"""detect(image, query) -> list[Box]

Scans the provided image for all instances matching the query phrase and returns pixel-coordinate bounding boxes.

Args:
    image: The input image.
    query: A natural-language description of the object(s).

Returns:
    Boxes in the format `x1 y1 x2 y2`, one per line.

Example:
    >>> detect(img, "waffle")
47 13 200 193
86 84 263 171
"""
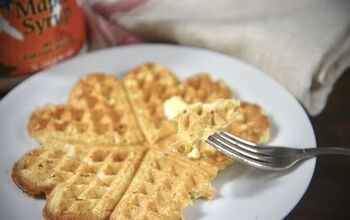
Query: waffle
172 74 269 169
190 101 270 169
110 149 217 219
180 73 234 103
176 99 239 147
12 63 272 220
42 149 217 220
28 74 145 145
226 101 270 144
123 63 181 144
43 147 144 220
167 99 238 170
180 73 269 144
12 140 146 197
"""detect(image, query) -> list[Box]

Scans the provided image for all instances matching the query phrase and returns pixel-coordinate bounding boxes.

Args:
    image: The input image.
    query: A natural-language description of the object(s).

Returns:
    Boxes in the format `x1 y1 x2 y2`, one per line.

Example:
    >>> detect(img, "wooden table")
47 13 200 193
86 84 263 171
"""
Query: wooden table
286 68 350 219
1 69 349 219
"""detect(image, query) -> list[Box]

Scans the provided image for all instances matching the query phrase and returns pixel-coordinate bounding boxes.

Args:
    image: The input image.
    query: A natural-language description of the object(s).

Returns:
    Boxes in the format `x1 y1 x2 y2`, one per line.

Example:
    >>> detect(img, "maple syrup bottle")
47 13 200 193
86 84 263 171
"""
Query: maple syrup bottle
0 0 86 92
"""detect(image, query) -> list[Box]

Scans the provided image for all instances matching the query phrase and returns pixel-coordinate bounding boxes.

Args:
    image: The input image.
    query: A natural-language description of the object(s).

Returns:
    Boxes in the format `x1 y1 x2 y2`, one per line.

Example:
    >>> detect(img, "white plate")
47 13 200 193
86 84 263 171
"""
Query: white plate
0 44 316 220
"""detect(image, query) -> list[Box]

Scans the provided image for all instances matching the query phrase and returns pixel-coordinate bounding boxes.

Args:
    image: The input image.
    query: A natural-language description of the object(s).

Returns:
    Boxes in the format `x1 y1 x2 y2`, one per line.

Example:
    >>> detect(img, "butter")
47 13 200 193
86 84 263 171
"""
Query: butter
67 146 76 157
163 96 188 120
187 145 201 159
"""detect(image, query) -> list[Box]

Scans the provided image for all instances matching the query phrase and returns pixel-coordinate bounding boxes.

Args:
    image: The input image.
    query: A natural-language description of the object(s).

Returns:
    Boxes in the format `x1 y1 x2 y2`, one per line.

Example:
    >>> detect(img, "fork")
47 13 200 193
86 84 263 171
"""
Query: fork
206 130 350 171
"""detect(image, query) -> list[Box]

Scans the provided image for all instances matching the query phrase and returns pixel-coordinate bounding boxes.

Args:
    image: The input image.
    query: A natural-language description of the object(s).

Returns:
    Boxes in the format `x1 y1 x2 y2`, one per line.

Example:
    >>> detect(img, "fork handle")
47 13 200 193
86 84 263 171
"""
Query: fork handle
303 147 350 158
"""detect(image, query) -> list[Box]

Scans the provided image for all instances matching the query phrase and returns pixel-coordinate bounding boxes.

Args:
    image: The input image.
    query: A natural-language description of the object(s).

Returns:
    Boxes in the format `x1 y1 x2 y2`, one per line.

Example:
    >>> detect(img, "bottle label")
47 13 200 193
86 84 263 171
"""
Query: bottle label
0 0 86 77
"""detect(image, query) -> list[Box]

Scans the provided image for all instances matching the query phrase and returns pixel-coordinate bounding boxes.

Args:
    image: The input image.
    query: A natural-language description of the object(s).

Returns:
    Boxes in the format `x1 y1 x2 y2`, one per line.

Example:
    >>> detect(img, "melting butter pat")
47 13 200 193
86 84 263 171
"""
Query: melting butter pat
187 144 201 159
163 96 188 120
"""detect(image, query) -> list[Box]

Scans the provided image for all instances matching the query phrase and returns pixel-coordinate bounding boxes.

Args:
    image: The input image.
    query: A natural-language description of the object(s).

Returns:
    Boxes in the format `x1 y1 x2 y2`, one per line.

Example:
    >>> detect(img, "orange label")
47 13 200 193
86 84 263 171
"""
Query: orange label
0 0 86 77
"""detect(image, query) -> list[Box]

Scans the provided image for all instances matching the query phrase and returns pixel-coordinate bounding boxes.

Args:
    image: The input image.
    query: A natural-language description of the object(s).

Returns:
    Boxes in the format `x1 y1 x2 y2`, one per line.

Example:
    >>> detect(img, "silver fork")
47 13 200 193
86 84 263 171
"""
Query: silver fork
206 130 350 171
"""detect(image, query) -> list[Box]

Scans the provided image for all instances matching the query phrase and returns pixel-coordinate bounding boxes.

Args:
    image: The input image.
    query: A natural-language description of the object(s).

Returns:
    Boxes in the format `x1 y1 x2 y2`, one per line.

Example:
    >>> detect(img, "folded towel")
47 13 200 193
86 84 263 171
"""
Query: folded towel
86 0 350 115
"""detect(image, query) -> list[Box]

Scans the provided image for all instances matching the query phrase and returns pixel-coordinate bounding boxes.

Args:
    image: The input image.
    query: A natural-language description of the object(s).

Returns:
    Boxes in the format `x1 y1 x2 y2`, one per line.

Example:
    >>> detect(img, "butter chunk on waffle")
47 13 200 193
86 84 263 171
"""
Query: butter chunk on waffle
123 63 181 144
28 73 145 145
12 140 146 197
43 146 146 219
110 149 218 220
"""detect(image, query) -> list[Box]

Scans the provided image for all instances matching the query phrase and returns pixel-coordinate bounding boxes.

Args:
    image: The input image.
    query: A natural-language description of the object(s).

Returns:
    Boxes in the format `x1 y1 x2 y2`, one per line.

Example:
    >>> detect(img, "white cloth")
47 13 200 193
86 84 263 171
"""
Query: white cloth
88 0 350 115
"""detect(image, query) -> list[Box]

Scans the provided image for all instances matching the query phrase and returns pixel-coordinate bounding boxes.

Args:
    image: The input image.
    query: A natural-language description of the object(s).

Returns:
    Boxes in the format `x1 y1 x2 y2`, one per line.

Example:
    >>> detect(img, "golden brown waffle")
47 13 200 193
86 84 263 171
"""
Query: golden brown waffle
176 74 270 169
110 149 217 219
43 152 144 220
123 63 181 144
225 101 270 144
180 74 269 144
176 99 239 147
12 140 146 197
180 73 234 103
189 106 270 169
12 63 272 220
171 99 239 169
28 73 145 145
43 149 217 220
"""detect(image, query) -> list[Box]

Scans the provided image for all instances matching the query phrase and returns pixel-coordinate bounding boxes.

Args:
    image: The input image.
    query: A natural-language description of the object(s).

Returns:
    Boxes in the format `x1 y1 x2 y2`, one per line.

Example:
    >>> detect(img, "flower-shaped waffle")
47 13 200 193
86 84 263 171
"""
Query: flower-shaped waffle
12 63 270 219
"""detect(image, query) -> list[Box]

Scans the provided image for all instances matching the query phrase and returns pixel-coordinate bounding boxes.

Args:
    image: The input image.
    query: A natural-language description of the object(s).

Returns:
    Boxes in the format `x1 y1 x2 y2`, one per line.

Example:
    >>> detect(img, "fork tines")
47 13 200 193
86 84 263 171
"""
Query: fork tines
206 130 274 169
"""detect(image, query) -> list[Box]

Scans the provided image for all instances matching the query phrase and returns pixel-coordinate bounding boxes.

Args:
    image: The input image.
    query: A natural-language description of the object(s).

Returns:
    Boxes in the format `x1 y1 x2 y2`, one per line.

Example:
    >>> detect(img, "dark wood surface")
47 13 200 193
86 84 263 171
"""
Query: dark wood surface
286 68 350 219
0 68 349 219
